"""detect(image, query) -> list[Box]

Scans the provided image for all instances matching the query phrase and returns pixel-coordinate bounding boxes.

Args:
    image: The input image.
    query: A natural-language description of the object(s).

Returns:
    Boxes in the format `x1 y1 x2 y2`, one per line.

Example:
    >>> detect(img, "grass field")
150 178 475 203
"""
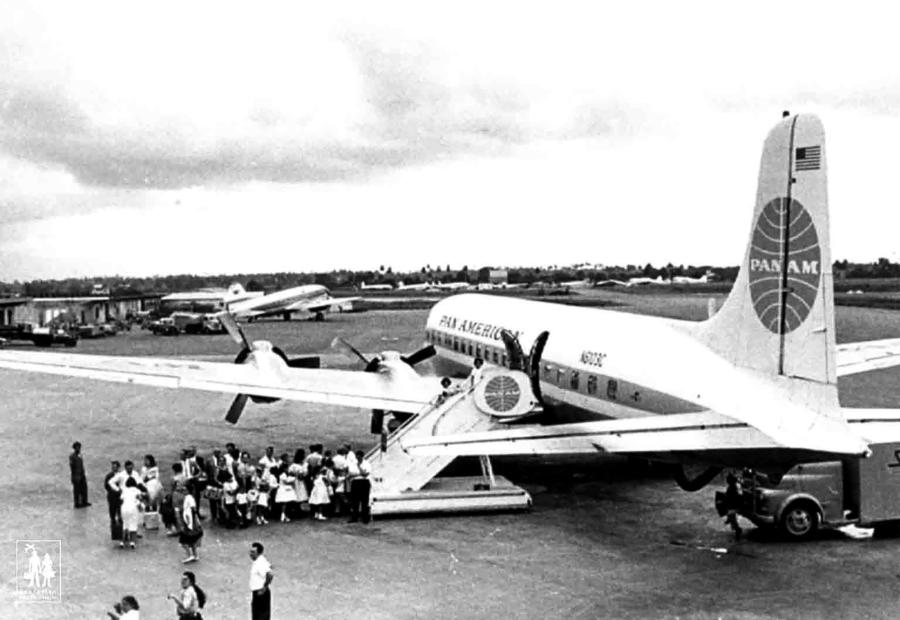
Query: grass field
4 302 900 618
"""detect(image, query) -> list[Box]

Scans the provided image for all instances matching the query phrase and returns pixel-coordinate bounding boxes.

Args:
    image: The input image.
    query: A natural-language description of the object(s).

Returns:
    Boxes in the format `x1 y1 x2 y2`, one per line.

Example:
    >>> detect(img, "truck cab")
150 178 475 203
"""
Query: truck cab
728 441 900 540
738 462 845 539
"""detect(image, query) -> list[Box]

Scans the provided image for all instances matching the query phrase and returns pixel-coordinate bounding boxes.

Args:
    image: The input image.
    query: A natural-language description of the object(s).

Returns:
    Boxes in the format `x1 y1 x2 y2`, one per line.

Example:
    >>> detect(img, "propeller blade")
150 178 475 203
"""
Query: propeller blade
287 356 321 369
527 331 550 404
500 329 526 371
225 393 249 424
218 311 249 349
401 345 436 367
331 337 370 366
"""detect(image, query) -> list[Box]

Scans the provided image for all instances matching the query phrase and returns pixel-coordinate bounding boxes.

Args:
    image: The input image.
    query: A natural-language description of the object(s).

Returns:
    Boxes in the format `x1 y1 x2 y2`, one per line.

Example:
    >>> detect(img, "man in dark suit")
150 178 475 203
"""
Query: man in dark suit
69 441 90 508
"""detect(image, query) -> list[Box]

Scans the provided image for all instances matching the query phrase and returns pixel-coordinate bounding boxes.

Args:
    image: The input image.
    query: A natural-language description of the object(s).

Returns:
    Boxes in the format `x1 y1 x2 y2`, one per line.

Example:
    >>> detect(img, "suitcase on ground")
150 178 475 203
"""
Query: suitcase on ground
110 520 123 541
143 511 160 530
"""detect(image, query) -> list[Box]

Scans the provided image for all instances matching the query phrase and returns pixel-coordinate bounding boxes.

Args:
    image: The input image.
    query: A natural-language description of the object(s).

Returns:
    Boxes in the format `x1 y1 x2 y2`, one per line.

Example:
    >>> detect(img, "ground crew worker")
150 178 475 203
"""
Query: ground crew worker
467 358 485 389
724 473 743 539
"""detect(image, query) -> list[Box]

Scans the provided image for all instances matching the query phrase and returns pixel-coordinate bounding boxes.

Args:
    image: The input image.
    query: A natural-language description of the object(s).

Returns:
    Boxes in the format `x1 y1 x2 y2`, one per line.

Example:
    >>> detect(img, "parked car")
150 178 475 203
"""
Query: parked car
148 317 179 336
31 326 78 347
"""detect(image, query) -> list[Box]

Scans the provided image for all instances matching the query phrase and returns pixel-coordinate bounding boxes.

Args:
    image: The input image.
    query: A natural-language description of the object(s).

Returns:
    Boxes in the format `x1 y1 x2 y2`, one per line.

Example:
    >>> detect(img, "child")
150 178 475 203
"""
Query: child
309 466 331 521
255 467 274 525
221 472 239 529
160 494 178 535
235 483 249 528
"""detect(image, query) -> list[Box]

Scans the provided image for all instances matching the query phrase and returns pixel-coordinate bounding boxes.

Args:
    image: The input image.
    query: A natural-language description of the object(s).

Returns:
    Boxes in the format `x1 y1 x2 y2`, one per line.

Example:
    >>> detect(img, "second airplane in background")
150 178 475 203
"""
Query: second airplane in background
227 284 360 322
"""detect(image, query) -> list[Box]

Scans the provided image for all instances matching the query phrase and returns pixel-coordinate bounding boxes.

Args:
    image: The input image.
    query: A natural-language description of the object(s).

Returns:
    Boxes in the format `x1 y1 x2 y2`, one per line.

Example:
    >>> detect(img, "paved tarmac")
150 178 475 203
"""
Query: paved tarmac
3 310 900 618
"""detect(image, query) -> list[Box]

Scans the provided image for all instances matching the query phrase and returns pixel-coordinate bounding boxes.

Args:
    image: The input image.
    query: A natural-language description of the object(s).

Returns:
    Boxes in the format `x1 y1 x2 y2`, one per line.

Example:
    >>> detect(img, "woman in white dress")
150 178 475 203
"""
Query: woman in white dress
274 464 298 523
288 454 308 519
119 478 143 549
140 454 163 510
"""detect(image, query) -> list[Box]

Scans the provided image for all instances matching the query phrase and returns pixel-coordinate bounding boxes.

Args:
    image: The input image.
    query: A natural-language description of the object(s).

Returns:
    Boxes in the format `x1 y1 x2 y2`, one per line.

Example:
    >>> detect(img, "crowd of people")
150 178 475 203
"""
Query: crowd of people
180 442 374 532
92 441 373 560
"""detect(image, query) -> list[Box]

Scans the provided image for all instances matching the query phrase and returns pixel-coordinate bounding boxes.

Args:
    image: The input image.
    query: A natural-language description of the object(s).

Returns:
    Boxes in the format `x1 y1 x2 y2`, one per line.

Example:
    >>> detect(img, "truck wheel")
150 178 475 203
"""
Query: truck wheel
780 500 819 540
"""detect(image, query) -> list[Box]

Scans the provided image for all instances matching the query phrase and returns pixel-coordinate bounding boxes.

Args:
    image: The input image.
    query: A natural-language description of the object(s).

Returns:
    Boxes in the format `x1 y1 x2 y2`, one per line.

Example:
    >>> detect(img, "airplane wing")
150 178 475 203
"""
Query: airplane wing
291 297 361 313
405 407 900 462
837 338 900 376
403 412 780 457
234 309 266 319
0 350 438 413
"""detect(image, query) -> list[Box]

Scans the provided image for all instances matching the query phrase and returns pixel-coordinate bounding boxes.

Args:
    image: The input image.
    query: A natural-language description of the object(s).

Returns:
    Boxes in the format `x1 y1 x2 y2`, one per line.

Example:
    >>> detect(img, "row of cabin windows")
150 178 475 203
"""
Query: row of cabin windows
426 329 507 366
543 364 621 399
427 329 628 401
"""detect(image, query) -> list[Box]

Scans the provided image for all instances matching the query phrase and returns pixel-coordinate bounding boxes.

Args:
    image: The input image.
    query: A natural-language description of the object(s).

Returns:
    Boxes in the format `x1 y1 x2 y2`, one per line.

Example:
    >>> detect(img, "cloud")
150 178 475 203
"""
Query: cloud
0 4 643 193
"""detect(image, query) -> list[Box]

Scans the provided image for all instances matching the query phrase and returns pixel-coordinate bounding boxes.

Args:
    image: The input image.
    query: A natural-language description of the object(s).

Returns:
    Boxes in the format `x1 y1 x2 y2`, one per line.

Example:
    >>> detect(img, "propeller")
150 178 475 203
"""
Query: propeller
330 338 435 372
401 345 436 367
218 311 321 424
331 337 436 433
500 329 550 405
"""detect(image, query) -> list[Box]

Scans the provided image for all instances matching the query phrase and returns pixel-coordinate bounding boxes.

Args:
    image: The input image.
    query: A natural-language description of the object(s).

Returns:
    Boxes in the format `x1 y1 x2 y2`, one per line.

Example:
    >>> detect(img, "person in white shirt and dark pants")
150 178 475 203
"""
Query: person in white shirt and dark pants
248 542 273 620
348 450 372 524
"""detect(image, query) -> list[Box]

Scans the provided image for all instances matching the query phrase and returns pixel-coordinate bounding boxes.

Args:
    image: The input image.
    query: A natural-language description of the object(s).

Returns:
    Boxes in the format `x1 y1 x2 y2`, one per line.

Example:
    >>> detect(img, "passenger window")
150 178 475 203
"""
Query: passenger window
556 368 565 384
501 354 507 366
587 375 597 395
453 338 459 352
476 345 482 359
492 350 499 364
467 342 473 355
570 371 580 391
607 379 618 399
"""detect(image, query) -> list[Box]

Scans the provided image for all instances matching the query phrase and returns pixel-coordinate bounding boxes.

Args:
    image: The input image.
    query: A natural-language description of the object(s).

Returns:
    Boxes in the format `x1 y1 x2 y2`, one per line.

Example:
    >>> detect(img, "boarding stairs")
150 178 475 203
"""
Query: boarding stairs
364 368 537 516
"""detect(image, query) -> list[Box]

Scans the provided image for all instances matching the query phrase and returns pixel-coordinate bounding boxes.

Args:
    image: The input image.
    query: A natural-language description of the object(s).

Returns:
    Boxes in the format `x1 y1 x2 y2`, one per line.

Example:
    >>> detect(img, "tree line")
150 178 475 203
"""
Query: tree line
0 260 895 297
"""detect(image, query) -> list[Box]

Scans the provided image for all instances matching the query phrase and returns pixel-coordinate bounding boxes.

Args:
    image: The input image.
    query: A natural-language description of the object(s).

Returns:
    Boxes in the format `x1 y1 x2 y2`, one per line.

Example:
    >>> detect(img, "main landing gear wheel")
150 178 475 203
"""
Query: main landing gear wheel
673 464 722 492
780 500 819 540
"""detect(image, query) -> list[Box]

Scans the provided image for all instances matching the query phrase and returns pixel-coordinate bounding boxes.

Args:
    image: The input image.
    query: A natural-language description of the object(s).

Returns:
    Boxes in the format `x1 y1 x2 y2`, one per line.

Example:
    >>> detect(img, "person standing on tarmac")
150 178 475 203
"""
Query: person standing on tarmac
348 450 372 524
724 473 743 540
70 441 90 508
248 542 273 620
104 461 123 536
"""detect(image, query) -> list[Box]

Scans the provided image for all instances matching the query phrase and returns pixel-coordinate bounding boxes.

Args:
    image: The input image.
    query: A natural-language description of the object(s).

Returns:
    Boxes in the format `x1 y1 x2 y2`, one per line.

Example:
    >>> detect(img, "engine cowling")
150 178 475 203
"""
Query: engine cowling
225 340 320 423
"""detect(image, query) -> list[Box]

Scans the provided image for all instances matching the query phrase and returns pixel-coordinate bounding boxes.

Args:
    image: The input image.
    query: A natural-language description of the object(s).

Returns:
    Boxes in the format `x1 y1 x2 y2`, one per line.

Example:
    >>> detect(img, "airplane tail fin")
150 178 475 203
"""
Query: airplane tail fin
227 283 247 298
697 114 836 394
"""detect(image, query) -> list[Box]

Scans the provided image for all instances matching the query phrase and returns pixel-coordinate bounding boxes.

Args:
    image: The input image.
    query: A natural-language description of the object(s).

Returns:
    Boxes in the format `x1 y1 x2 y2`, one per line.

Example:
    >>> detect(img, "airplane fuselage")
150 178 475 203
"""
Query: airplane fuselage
229 285 328 317
425 294 756 424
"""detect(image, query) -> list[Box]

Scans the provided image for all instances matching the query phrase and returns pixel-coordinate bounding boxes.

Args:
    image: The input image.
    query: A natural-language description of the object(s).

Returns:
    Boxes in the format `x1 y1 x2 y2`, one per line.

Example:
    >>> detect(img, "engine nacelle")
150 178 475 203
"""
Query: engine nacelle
234 340 290 404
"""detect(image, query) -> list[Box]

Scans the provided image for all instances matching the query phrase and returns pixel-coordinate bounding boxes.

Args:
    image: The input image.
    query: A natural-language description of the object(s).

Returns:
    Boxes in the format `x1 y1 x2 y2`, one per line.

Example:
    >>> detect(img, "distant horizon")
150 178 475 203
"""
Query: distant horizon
6 257 900 289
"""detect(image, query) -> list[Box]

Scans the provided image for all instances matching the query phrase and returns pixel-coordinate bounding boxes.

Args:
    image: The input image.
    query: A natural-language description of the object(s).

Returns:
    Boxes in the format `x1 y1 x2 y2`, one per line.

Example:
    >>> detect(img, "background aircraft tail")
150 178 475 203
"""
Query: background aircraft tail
697 114 836 393
227 282 247 298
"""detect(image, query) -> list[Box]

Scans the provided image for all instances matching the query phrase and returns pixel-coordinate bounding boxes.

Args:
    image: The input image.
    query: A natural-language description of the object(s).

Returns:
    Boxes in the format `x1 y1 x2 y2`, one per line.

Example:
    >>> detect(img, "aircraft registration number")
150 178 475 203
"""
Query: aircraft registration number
580 350 607 367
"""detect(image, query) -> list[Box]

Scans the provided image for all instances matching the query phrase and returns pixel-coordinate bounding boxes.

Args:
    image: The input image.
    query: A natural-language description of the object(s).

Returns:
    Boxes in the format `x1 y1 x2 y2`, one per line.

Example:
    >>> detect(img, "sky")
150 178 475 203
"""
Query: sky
2 1 900 280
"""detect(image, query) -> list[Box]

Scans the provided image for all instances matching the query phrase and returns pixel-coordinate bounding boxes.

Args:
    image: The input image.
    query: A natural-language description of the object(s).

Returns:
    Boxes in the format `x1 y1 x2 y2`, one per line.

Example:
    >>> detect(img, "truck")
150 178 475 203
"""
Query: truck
720 441 900 540
0 323 78 347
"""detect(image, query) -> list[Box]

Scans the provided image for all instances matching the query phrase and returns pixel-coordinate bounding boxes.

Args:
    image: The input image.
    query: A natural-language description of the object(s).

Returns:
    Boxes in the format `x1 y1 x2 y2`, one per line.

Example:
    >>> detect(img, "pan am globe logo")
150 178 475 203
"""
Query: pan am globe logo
748 197 821 334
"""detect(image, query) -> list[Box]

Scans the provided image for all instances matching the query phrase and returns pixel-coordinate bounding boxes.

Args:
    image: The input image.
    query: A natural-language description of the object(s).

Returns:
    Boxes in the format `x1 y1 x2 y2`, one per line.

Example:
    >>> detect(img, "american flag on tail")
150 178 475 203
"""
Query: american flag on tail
795 145 821 171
